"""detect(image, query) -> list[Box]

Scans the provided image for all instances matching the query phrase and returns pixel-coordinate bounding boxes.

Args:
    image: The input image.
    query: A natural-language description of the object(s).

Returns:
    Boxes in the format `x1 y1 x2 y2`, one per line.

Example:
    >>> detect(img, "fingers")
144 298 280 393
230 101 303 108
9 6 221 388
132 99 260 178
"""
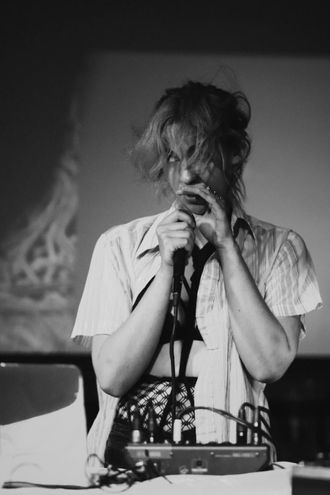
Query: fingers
157 222 195 248
157 210 196 266
177 183 225 209
205 185 225 204
162 208 196 227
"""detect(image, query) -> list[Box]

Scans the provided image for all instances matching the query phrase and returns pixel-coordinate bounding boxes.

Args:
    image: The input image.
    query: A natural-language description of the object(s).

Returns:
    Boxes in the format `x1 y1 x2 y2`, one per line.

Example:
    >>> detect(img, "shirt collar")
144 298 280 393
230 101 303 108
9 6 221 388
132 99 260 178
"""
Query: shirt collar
136 203 255 258
136 205 176 258
231 207 256 241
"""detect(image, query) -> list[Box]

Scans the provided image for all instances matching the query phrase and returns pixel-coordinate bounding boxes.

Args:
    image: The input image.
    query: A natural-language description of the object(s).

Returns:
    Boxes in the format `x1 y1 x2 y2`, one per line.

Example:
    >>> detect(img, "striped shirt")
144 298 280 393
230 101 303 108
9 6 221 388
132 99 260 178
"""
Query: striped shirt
71 205 322 461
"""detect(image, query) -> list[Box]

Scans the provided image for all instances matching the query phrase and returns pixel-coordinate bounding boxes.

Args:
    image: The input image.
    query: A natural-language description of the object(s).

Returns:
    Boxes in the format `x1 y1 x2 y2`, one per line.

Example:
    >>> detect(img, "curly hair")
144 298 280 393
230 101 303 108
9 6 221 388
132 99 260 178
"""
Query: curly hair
130 80 251 210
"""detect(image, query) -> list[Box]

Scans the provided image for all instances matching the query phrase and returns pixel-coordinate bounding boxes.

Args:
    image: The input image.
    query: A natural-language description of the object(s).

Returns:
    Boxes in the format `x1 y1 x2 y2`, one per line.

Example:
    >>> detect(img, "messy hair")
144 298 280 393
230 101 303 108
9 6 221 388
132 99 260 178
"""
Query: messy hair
130 80 251 210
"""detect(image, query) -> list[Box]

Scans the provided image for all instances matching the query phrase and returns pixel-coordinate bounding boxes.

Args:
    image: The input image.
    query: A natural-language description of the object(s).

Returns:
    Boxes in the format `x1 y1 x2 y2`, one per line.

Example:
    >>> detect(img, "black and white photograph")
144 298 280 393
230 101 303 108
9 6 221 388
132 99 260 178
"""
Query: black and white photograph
0 2 329 493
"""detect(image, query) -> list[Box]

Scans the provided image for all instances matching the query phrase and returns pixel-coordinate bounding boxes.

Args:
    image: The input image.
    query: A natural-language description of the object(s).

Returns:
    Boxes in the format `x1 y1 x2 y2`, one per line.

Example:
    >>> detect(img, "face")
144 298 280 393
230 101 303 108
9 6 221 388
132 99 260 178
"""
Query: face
165 126 228 215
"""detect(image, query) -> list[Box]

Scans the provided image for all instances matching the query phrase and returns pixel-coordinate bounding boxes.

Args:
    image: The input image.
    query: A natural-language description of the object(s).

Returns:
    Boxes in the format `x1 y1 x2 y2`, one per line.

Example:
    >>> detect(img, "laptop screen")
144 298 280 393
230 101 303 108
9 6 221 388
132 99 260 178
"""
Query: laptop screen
0 363 88 486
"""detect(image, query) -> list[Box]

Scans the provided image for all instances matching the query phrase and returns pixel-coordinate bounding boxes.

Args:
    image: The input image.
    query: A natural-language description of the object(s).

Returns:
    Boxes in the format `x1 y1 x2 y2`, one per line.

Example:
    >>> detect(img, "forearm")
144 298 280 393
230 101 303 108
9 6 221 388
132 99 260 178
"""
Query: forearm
93 208 196 396
92 267 173 396
218 238 297 382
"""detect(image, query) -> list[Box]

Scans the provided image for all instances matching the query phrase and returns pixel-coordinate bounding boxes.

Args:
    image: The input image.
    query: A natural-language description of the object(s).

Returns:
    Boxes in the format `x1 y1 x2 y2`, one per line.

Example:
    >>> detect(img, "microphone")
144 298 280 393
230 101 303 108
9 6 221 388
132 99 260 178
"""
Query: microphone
172 248 186 306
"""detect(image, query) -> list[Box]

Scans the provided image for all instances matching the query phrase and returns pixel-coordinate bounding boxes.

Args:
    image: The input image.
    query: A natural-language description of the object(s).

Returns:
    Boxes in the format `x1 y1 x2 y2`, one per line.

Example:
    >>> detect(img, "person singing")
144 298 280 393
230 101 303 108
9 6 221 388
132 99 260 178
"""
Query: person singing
71 80 322 467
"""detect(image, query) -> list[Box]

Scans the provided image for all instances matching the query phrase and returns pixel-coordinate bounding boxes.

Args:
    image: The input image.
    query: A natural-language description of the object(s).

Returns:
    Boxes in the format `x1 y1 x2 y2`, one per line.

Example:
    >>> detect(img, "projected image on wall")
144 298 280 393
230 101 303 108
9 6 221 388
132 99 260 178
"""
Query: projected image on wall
0 130 79 353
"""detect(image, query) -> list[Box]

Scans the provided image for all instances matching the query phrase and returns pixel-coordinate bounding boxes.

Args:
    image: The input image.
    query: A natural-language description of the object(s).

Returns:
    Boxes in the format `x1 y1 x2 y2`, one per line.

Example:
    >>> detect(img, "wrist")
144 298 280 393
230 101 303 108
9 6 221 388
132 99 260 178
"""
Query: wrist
157 263 174 284
216 236 239 257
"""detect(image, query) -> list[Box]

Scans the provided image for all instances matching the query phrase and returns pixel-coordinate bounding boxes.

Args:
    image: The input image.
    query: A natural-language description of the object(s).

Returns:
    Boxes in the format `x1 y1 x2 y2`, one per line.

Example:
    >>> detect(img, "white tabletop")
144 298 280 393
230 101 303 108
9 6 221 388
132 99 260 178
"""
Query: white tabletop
1 467 293 495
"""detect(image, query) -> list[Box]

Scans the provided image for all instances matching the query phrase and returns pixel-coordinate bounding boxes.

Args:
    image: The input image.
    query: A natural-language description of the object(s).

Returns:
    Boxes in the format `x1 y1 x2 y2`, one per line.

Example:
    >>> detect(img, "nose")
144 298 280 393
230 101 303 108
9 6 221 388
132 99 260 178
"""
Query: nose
179 159 201 184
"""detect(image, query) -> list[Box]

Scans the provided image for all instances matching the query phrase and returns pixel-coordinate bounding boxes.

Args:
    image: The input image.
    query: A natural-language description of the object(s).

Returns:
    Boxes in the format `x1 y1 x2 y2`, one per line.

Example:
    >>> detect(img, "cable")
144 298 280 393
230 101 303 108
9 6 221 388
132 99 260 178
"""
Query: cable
85 453 135 488
178 405 274 444
178 404 277 463
236 403 248 444
257 406 272 433
146 401 157 443
143 452 173 484
131 406 143 444
169 292 180 435
2 480 97 489
271 462 286 470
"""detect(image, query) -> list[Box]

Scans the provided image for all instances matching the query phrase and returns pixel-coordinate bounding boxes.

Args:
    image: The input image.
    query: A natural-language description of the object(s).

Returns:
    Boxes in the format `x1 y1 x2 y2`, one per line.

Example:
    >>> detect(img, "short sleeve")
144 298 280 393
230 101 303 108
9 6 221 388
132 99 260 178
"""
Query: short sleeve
71 232 132 348
264 230 322 318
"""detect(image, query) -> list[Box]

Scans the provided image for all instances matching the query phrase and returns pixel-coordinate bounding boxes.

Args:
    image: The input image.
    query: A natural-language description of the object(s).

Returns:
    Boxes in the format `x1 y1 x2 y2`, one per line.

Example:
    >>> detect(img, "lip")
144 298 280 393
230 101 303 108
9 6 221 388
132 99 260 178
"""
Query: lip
179 193 206 205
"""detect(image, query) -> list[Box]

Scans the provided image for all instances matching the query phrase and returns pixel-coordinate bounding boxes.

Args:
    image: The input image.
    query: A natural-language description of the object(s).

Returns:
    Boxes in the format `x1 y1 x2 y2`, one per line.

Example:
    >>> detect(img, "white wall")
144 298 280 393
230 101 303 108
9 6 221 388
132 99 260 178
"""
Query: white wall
76 52 330 355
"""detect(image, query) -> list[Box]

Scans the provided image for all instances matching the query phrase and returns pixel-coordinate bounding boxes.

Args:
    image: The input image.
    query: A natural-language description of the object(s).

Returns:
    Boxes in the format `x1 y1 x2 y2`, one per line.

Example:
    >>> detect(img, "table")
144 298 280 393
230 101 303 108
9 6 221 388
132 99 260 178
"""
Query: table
1 467 292 495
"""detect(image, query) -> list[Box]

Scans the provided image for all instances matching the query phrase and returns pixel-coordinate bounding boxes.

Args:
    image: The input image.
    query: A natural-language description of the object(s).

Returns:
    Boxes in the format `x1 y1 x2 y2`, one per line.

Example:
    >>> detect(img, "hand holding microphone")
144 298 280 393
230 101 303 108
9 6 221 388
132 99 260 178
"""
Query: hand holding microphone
156 209 195 287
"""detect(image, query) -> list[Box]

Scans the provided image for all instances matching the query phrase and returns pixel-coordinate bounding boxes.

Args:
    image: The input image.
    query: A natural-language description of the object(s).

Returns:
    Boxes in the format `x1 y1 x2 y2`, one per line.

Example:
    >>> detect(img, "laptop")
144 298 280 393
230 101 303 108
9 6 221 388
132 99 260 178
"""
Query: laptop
0 362 89 486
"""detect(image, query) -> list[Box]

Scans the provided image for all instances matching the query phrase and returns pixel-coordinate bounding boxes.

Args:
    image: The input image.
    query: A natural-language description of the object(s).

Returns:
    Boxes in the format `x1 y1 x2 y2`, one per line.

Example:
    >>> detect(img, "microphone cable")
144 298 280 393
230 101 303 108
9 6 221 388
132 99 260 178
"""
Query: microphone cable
169 248 186 438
